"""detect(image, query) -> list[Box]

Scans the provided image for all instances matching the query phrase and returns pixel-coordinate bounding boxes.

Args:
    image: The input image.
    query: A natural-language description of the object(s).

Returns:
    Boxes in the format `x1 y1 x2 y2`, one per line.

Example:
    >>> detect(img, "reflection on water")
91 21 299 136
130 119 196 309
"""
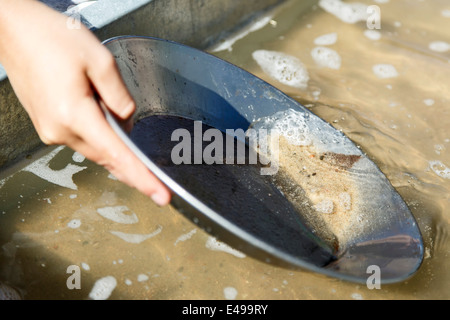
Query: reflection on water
1 0 449 299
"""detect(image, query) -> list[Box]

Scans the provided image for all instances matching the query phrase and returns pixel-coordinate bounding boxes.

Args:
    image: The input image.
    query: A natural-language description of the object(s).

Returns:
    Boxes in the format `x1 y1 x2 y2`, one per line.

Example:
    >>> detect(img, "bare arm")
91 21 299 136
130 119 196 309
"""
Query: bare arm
0 0 171 205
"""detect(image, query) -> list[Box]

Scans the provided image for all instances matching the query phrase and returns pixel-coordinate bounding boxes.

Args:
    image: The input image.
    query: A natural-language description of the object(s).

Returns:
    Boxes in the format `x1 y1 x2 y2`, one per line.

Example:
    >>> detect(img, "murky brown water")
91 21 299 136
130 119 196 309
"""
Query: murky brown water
1 0 449 299
213 0 450 298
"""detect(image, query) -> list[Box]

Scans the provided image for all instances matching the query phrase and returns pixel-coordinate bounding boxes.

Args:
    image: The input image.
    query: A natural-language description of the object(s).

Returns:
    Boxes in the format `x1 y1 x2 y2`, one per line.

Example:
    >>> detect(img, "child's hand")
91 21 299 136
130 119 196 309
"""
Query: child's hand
0 0 171 205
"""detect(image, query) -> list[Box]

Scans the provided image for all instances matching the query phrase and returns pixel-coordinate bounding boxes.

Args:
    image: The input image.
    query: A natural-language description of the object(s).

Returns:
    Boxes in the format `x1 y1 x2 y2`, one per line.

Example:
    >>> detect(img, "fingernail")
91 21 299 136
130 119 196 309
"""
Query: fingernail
151 192 167 206
120 102 135 119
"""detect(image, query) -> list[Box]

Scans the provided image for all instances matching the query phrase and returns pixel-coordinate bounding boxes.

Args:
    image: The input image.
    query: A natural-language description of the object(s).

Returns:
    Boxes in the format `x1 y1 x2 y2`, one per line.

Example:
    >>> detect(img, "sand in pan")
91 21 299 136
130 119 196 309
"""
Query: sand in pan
264 136 366 253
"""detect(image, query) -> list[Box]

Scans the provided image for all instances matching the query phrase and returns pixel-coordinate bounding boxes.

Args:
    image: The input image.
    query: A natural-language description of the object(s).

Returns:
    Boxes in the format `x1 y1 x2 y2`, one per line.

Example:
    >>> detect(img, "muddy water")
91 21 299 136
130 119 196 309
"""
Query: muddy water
1 0 449 299
213 0 450 298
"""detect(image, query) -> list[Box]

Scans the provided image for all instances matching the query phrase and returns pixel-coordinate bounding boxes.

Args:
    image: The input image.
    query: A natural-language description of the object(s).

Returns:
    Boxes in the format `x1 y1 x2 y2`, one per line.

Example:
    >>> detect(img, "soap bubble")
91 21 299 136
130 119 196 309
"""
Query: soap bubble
252 50 309 89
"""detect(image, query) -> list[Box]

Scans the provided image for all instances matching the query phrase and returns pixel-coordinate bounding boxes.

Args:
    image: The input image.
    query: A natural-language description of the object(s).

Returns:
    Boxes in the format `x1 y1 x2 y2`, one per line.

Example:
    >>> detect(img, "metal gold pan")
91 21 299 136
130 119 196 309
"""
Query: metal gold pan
102 36 423 284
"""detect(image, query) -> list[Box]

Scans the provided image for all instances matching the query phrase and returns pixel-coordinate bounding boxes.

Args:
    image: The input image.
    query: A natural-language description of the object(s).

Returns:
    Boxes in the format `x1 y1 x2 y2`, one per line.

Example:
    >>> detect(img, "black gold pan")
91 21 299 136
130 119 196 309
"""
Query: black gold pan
101 36 423 284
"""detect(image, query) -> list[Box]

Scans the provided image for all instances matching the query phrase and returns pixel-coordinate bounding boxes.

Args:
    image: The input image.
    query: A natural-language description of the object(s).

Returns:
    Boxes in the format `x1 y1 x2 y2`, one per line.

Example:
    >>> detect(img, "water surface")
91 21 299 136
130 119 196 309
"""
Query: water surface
1 0 449 299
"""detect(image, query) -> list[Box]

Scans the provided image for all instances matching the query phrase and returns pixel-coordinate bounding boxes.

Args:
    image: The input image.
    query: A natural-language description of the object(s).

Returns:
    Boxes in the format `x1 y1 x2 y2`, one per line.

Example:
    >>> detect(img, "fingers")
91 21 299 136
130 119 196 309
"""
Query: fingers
69 96 172 206
82 46 168 201
1 1 169 205
77 38 171 205
86 47 136 120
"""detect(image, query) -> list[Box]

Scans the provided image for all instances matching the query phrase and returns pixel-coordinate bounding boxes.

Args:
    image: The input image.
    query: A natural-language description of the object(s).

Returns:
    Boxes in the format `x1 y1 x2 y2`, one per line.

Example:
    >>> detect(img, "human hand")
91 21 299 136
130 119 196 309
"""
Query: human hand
0 0 171 205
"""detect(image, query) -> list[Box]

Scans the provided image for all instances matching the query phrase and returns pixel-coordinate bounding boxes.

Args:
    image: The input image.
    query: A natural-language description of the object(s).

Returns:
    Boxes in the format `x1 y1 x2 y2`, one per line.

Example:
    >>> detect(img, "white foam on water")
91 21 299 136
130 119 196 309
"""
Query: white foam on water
205 237 246 258
372 64 399 78
110 225 163 244
96 206 139 224
174 229 197 246
319 0 369 24
364 29 381 40
43 198 52 204
223 287 238 300
88 276 117 300
0 175 12 190
72 152 85 163
250 109 361 156
429 41 450 52
253 109 312 147
252 50 310 89
351 292 364 300
22 146 87 190
67 219 81 229
429 160 450 179
338 192 352 211
311 46 342 69
423 99 435 106
434 144 444 155
314 32 338 45
137 274 149 282
107 173 118 180
314 199 334 214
